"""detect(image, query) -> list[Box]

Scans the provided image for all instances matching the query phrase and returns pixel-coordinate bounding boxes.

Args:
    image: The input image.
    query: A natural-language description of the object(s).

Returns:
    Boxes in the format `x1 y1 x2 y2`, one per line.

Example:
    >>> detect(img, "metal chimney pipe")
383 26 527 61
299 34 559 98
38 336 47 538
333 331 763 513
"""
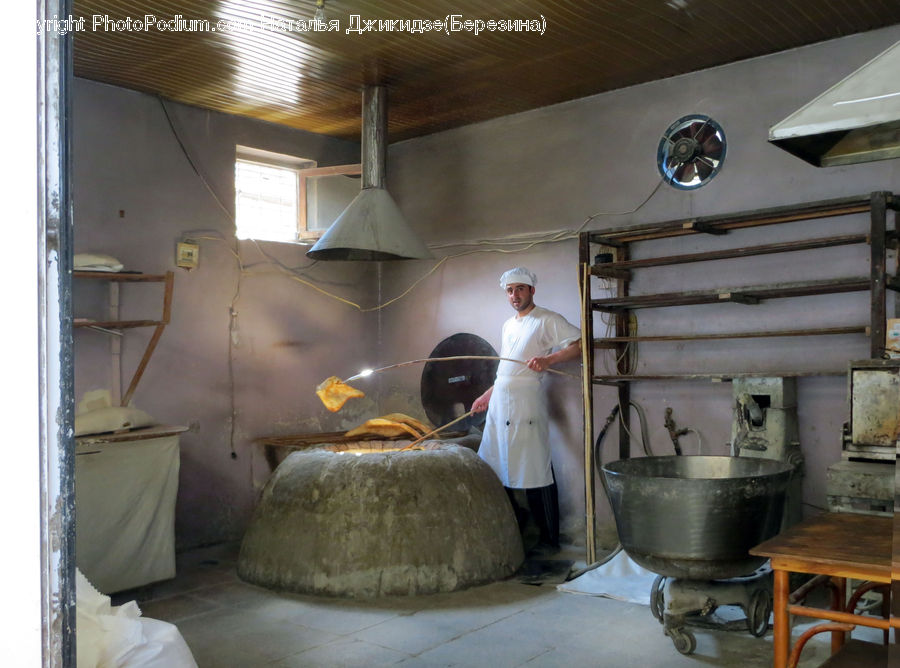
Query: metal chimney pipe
361 85 386 190
306 85 433 261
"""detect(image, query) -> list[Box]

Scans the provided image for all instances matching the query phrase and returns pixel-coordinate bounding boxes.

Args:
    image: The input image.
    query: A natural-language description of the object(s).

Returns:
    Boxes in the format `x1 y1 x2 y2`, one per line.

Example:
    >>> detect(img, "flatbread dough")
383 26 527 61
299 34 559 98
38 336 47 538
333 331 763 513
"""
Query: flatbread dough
380 413 433 436
344 418 421 440
316 376 365 412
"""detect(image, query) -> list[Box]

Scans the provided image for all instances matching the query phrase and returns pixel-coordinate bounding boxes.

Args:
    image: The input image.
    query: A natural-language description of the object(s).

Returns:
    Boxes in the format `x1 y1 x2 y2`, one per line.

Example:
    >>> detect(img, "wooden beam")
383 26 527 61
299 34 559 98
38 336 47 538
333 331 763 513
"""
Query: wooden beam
683 221 728 235
73 271 169 282
579 258 596 566
590 266 632 281
594 326 867 343
592 370 846 382
720 292 760 305
592 277 870 311
74 319 164 329
588 195 873 244
870 192 887 358
592 234 868 271
121 323 166 407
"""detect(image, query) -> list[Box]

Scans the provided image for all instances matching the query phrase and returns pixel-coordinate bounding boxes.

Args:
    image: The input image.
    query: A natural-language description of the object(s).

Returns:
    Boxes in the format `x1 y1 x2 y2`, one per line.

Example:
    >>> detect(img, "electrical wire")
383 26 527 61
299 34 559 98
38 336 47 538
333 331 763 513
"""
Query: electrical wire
683 427 703 454
161 91 665 314
430 178 666 252
158 95 667 460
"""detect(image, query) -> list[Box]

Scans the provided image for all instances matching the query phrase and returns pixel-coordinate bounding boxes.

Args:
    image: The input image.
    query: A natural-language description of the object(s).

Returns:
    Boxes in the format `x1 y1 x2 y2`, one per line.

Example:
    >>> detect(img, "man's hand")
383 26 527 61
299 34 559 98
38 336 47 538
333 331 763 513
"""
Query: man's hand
471 386 493 413
526 341 581 373
526 356 551 372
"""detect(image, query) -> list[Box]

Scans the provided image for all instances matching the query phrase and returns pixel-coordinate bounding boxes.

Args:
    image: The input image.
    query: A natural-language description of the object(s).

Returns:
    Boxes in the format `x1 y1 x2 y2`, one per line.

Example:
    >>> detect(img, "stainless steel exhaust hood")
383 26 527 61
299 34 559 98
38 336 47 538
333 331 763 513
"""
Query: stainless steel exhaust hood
769 40 900 167
307 86 432 261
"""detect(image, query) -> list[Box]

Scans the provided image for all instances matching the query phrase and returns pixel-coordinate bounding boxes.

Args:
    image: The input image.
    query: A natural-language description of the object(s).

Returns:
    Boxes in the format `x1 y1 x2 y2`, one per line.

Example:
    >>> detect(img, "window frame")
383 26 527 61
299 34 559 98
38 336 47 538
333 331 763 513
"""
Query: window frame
234 145 361 243
297 163 361 241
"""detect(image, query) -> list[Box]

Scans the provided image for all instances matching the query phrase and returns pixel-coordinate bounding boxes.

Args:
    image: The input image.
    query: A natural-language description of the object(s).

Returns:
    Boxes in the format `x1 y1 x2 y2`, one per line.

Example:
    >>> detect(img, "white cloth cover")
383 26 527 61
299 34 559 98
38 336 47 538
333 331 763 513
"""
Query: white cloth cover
74 253 124 272
75 436 180 593
556 550 656 605
77 569 197 668
75 406 156 436
478 306 580 488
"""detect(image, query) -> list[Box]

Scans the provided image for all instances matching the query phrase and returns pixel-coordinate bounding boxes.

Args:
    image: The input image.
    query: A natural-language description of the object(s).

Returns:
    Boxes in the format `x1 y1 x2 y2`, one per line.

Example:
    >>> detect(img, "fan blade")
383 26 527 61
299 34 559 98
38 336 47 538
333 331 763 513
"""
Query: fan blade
695 159 713 181
697 154 719 169
694 124 716 143
674 162 694 183
701 137 723 159
690 119 710 139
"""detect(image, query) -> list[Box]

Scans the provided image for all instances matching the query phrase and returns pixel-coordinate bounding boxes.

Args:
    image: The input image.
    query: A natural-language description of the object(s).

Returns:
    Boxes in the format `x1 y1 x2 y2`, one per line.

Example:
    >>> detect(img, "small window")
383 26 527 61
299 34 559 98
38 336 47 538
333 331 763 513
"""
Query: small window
235 159 300 241
234 145 360 243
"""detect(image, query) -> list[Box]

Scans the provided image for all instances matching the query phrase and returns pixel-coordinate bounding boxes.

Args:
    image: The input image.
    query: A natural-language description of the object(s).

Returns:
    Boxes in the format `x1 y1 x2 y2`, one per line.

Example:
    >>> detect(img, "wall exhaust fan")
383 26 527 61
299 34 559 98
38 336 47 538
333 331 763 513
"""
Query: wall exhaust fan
657 114 726 189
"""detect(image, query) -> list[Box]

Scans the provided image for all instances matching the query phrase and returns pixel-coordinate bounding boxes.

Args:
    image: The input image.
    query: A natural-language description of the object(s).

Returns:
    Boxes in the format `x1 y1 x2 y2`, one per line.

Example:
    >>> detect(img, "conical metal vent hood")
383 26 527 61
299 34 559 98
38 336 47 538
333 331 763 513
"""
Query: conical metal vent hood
769 40 900 167
307 86 432 260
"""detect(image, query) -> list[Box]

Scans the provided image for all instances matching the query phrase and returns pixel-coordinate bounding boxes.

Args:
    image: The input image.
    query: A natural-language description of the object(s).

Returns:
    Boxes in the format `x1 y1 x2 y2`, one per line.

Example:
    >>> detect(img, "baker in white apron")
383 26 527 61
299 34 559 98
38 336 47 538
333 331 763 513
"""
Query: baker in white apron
472 267 580 551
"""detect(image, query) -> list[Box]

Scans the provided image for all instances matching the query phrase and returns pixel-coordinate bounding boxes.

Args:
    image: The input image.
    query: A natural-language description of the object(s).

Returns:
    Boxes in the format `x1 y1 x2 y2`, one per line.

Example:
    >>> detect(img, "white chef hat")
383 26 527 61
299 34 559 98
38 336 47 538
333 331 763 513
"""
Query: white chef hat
499 267 537 288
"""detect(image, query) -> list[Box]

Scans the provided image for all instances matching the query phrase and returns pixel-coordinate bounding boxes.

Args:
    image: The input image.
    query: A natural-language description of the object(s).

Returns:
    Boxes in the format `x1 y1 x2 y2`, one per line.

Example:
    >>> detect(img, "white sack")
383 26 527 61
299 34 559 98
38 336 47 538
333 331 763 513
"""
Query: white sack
76 569 197 668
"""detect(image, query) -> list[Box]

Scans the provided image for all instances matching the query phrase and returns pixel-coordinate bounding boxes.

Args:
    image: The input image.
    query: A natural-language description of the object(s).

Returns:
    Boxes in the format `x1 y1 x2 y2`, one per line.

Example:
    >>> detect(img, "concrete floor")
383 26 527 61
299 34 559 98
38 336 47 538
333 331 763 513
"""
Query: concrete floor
121 543 880 668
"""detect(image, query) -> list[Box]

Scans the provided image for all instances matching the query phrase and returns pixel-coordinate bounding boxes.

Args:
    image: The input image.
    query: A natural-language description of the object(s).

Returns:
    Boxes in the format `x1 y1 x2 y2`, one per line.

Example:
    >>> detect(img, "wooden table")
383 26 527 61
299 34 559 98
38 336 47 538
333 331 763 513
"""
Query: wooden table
750 512 893 668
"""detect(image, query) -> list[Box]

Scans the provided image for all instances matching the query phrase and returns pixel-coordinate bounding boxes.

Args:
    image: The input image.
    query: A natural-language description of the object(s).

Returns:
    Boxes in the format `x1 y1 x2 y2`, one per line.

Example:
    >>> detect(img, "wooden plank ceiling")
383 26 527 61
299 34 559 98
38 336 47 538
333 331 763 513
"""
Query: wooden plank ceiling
72 0 900 142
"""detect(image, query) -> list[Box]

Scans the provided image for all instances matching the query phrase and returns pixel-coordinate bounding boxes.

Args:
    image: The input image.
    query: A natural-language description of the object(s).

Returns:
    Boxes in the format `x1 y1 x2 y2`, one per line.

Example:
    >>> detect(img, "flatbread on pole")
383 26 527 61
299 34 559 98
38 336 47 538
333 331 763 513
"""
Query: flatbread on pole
379 413 432 436
316 376 365 412
344 418 421 440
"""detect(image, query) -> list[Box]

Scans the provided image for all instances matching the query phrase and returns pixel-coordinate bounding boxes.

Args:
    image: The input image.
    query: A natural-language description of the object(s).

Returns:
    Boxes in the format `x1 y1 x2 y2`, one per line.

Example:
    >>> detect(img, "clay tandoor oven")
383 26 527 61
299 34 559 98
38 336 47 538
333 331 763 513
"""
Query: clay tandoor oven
237 442 524 597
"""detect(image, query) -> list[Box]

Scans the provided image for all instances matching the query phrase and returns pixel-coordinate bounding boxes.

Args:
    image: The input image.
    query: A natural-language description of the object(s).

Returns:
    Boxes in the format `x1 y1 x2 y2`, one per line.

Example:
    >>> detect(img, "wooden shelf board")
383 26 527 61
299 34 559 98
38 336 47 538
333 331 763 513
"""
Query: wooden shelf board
594 326 868 344
75 319 164 329
586 194 878 245
590 233 868 276
73 271 169 281
592 370 846 382
592 277 869 311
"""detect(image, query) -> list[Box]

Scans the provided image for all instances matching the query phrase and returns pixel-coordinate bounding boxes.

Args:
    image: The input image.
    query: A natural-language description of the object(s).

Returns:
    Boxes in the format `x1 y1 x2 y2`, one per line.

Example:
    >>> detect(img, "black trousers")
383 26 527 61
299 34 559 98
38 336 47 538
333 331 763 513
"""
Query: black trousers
506 469 559 547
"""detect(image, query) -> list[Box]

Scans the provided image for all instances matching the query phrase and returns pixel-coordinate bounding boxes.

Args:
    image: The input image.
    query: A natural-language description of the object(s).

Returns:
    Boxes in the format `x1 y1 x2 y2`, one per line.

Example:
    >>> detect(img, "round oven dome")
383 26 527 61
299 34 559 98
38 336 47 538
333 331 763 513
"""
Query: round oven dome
237 443 524 597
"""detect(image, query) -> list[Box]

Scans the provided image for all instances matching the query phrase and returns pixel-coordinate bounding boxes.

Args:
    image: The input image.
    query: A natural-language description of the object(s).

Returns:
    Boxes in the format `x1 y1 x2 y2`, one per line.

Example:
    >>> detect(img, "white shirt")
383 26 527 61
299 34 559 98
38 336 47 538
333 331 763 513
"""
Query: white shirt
497 306 581 378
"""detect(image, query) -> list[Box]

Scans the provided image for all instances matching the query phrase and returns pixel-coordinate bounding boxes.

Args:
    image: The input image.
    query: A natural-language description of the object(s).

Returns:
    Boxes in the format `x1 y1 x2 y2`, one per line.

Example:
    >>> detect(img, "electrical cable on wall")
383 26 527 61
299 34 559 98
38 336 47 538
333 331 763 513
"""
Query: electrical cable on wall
161 96 665 315
429 178 666 253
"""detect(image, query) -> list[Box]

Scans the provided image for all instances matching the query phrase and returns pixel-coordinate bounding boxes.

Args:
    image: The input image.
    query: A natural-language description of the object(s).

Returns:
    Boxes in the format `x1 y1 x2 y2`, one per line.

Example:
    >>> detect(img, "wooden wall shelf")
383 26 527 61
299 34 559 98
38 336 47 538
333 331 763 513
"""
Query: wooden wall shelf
576 191 897 565
592 277 870 311
73 270 174 405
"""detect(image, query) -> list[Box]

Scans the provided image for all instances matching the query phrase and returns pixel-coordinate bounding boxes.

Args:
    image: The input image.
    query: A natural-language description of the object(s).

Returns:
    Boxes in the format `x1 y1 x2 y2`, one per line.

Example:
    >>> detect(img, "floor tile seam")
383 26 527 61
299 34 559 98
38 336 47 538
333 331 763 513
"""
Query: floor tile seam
171 604 337 639
153 604 229 626
186 586 290 608
315 613 413 638
190 616 346 663
143 580 243 603
504 581 567 605
390 606 540 659
256 634 348 665
268 636 416 666
514 646 556 666
138 587 232 610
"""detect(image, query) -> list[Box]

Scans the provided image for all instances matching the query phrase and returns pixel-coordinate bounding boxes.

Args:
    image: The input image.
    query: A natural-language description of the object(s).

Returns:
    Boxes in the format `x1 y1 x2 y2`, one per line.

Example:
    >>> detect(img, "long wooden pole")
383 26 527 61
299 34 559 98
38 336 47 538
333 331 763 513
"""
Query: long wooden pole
580 260 596 565
342 355 579 382
400 409 478 450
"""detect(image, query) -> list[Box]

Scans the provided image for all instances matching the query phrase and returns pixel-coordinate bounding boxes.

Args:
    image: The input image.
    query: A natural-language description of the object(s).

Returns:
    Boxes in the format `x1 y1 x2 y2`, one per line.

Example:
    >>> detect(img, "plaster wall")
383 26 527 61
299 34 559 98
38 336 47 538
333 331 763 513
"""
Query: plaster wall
380 26 900 546
72 79 377 548
72 25 900 554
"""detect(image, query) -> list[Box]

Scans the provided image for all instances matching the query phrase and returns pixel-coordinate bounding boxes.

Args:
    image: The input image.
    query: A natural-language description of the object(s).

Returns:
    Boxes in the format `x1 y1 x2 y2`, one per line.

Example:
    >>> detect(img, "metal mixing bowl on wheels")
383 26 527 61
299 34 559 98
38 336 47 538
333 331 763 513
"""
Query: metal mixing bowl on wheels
602 455 793 654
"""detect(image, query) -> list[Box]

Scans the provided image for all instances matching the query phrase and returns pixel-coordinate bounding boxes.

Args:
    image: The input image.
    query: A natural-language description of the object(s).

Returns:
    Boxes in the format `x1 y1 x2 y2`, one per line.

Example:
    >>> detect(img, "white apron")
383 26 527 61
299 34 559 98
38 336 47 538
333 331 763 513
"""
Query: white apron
478 375 552 488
